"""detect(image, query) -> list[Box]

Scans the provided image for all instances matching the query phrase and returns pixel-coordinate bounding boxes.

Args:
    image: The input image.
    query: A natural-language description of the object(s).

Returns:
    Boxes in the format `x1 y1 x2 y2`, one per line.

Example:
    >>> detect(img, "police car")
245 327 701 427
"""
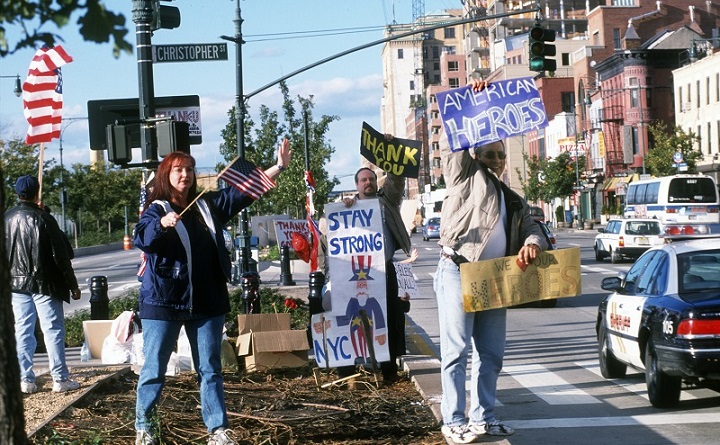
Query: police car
597 235 720 408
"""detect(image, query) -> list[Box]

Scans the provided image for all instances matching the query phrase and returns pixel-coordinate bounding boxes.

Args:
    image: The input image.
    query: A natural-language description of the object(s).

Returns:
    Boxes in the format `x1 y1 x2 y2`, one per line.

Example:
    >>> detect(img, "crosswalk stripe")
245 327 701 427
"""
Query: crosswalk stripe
507 412 718 429
575 360 698 401
503 364 602 405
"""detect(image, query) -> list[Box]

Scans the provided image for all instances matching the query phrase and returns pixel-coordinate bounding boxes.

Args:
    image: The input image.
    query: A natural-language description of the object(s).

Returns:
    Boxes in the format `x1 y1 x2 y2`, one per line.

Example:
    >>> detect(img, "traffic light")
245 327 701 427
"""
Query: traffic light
106 124 133 165
157 120 190 157
529 26 556 72
151 0 181 31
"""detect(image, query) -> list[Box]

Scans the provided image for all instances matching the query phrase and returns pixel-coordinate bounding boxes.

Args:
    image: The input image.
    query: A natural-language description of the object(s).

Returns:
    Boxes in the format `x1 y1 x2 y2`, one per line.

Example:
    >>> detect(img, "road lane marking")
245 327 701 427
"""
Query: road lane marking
503 364 602 405
576 360 697 401
507 412 718 429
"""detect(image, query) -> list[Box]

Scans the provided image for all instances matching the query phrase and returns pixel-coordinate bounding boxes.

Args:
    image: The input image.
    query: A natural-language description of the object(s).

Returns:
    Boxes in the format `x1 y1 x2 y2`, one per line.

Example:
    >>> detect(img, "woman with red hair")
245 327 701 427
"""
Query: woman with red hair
133 141 290 445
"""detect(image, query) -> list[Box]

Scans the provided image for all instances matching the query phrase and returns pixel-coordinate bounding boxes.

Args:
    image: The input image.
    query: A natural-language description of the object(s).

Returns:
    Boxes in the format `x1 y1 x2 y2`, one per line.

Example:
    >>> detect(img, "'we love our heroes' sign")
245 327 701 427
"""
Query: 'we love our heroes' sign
436 77 549 152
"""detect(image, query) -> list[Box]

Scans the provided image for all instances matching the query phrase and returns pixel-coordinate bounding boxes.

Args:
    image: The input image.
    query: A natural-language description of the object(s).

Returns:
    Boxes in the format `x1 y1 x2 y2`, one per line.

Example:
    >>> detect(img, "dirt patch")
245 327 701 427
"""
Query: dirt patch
27 366 444 445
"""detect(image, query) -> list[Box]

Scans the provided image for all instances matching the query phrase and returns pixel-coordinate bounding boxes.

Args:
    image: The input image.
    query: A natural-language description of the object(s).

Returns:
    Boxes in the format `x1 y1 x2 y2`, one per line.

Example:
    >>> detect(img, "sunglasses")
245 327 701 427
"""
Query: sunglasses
481 151 507 160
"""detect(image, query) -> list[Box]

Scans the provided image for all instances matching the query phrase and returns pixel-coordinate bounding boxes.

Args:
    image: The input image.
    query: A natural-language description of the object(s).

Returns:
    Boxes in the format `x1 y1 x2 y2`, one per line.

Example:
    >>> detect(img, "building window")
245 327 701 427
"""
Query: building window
432 126 441 135
410 80 415 91
632 126 639 155
707 77 711 105
433 61 440 71
561 53 570 66
630 88 639 108
432 46 440 59
434 74 440 84
433 157 442 168
444 27 455 39
561 92 575 113
430 94 437 103
646 88 652 108
432 142 439 152
709 122 712 154
398 48 404 59
697 80 701 107
443 46 456 55
449 78 460 88
613 28 621 49
448 60 459 72
678 86 683 111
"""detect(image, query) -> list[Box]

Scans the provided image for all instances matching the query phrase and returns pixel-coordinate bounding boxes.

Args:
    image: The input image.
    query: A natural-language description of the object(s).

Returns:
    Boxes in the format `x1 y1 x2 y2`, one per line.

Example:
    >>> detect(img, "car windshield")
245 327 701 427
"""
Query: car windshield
624 221 661 235
428 218 440 226
678 250 720 295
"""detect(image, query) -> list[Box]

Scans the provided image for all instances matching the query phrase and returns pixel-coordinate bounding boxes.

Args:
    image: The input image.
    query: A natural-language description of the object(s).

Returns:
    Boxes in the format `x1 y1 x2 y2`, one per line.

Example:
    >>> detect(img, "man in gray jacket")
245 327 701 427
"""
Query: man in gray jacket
435 136 547 443
5 175 82 394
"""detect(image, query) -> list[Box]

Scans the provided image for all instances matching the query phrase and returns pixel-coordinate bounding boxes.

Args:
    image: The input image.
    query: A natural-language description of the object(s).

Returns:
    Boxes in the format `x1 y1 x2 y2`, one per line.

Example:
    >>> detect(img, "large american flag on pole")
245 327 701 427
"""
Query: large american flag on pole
219 157 275 200
22 45 73 144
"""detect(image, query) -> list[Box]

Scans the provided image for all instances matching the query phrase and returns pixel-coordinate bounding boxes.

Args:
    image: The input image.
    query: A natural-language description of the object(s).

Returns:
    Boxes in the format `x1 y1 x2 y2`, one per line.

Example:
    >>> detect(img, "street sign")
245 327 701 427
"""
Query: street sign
152 43 228 63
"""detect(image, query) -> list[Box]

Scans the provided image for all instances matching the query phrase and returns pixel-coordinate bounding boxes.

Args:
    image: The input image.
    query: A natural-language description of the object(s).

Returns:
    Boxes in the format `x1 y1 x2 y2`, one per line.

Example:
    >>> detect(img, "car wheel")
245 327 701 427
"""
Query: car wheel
598 325 627 379
594 243 604 262
645 341 681 408
610 248 621 264
539 298 557 308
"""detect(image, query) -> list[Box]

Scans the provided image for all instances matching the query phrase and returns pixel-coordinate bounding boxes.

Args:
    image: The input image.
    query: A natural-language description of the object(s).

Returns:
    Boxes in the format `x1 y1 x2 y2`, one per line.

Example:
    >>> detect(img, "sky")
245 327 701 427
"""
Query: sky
0 0 459 191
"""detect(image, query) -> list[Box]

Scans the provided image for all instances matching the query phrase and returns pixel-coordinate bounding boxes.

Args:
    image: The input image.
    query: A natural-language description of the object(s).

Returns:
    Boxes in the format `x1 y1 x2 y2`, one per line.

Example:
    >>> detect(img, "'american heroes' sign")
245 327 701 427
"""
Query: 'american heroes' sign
360 122 421 178
435 77 549 152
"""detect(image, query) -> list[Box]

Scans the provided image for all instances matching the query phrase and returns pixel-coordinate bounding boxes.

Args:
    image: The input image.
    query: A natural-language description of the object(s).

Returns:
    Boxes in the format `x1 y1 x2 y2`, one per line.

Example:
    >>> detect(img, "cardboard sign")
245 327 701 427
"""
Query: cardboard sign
274 219 311 249
435 77 549 152
313 199 390 367
360 121 421 178
393 262 417 301
460 247 581 312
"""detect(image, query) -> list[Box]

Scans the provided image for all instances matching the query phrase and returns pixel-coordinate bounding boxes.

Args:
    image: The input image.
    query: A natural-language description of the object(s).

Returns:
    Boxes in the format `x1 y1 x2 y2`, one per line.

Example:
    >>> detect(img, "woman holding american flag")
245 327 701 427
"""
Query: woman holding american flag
132 139 290 445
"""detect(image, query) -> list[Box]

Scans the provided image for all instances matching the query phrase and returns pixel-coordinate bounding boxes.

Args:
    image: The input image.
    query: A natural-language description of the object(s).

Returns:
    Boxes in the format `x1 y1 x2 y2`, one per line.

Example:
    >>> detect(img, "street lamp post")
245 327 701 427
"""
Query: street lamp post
0 74 22 97
58 117 88 234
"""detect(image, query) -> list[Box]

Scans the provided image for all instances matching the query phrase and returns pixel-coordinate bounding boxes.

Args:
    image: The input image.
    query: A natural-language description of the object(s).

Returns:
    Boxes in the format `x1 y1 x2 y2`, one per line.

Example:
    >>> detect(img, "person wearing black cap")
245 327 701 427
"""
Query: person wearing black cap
5 175 82 394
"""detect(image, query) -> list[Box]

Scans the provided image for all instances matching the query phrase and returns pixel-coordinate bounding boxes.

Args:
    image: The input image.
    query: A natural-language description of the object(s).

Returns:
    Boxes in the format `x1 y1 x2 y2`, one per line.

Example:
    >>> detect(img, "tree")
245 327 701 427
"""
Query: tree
644 122 702 176
517 152 584 204
219 82 339 219
0 0 132 58
0 137 58 210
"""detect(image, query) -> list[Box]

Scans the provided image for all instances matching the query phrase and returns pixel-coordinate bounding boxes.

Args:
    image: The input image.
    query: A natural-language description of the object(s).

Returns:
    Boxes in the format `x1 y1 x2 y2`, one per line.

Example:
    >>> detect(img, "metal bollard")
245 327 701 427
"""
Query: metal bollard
307 271 325 316
279 245 296 286
241 272 261 314
89 275 109 320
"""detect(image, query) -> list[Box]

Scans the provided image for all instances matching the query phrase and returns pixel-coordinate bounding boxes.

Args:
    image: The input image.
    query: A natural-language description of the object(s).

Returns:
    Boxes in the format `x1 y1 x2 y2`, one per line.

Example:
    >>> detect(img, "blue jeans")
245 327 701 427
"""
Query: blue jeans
434 257 507 427
135 316 228 433
12 292 70 383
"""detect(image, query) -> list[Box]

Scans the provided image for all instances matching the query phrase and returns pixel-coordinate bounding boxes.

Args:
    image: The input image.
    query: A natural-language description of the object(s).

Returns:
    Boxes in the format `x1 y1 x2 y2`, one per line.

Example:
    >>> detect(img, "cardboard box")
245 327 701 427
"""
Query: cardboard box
235 313 309 372
82 320 113 359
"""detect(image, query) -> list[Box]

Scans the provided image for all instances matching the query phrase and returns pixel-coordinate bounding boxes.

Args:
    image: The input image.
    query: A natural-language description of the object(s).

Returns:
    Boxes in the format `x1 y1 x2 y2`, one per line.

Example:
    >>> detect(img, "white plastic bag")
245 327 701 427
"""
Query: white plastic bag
101 311 136 364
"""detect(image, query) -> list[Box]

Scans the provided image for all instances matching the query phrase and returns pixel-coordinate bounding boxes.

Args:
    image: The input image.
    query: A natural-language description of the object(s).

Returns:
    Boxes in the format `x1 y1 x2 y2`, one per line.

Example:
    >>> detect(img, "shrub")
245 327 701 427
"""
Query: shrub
64 291 140 346
65 287 307 346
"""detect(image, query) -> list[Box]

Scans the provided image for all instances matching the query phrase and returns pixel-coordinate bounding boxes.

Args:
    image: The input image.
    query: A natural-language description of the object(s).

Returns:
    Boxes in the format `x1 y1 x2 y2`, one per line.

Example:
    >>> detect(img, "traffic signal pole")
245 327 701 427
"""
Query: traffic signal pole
132 0 157 162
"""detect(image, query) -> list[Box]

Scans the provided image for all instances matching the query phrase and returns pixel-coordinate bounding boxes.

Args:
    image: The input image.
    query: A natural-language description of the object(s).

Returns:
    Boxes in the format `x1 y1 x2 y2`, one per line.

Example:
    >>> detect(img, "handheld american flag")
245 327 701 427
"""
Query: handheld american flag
22 45 74 144
219 157 275 200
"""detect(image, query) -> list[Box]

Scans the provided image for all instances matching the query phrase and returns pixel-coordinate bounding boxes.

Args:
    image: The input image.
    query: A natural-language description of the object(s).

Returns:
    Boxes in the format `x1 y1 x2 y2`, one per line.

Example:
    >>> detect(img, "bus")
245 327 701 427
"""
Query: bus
623 174 720 235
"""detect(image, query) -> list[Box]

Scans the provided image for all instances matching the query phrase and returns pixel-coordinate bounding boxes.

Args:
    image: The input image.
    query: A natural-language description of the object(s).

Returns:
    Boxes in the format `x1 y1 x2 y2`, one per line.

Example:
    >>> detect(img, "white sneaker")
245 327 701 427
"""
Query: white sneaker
208 428 237 445
441 424 479 444
470 420 515 437
135 430 156 445
52 379 80 393
20 381 37 394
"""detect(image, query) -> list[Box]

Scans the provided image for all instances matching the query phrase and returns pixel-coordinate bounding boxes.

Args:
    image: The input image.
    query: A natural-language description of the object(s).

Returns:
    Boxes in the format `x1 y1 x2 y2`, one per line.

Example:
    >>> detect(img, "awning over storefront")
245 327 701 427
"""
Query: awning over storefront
600 177 620 191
